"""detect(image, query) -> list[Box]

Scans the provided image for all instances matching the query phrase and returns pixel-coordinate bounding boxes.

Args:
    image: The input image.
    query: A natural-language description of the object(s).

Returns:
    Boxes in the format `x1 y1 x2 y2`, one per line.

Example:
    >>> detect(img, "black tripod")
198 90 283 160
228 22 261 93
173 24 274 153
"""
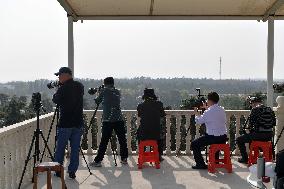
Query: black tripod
18 94 54 189
41 104 94 176
89 104 118 166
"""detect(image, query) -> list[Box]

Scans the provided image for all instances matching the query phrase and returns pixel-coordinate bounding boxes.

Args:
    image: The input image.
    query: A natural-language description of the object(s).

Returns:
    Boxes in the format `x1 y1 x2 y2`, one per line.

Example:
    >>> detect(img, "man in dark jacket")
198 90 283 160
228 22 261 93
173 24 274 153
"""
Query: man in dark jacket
236 96 276 163
90 77 128 167
137 88 166 161
52 67 84 179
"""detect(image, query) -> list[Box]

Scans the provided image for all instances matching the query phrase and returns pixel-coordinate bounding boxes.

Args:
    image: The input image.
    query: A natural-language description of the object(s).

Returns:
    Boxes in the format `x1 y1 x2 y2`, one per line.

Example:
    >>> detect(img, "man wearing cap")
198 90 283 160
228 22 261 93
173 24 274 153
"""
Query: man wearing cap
236 96 276 163
52 67 84 179
137 88 166 161
90 77 128 167
191 91 227 169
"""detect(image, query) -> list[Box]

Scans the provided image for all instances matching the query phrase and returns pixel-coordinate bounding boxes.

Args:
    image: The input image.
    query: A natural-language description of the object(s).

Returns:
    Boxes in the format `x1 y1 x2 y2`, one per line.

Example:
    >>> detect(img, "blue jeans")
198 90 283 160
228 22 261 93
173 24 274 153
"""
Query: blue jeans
54 126 83 173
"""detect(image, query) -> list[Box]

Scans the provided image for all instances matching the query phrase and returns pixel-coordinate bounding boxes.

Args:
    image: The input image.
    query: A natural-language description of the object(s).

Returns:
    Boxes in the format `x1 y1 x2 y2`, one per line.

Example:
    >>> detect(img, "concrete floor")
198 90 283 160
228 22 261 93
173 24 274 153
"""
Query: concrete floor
24 156 262 189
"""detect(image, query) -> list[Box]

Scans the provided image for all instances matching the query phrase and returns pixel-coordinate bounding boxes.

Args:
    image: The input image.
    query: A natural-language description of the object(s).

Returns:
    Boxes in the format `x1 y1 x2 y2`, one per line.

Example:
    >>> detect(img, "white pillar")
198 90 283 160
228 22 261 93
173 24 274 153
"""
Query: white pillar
267 18 274 108
276 96 284 153
68 16 74 77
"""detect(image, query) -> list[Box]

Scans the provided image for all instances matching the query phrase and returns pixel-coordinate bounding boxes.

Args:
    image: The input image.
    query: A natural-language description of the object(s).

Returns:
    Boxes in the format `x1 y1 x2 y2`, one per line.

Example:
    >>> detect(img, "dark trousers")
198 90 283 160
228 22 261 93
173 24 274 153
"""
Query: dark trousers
236 132 273 160
95 121 128 162
191 134 227 166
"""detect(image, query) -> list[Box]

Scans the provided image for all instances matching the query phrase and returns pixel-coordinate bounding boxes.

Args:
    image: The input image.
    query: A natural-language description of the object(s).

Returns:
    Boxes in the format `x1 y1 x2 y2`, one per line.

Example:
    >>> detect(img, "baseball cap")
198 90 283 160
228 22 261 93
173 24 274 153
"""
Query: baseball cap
54 67 72 76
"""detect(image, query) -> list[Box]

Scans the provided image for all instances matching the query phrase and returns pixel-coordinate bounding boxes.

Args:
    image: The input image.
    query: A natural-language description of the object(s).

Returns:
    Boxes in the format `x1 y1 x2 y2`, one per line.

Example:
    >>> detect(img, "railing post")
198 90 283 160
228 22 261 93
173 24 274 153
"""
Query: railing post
276 96 284 153
185 114 192 155
126 113 132 155
166 115 171 155
175 115 181 154
97 113 102 154
0 136 6 189
235 114 241 156
86 112 93 154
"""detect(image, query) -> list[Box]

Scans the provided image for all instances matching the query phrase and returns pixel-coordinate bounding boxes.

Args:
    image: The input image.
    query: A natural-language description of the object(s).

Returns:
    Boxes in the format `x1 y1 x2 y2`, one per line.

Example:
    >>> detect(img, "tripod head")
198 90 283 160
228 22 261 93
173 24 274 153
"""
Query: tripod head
31 92 46 113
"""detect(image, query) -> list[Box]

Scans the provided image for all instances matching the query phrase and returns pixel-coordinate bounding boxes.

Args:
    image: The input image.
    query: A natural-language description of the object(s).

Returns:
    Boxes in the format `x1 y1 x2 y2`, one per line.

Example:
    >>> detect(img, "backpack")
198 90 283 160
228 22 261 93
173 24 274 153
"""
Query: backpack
254 106 276 131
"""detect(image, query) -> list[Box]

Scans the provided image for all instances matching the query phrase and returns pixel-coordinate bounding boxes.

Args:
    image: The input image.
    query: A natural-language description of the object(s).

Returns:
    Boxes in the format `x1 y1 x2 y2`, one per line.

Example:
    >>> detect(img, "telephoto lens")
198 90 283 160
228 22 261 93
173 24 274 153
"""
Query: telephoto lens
47 81 61 89
88 85 104 95
88 88 98 95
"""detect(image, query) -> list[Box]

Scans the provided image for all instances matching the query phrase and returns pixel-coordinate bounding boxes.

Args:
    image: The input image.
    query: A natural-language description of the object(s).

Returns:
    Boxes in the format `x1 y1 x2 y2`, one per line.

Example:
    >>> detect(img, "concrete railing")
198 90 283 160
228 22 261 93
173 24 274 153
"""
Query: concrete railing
0 113 55 189
83 110 250 156
1 97 284 189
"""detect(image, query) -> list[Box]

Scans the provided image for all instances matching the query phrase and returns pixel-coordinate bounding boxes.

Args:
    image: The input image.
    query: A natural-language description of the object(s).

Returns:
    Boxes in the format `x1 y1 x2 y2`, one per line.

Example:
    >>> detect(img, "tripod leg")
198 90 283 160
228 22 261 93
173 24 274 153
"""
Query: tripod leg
18 134 36 189
110 135 118 166
80 147 92 175
40 132 55 161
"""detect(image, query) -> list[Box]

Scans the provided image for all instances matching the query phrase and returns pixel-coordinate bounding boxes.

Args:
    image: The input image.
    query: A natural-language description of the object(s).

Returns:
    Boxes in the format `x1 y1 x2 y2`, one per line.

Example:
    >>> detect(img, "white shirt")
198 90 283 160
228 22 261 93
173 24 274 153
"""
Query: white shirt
195 104 227 136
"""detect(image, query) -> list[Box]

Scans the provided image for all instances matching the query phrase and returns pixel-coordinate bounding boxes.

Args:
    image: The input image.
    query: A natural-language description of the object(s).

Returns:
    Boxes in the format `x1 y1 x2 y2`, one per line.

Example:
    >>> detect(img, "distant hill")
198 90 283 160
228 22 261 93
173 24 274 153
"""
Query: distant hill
0 77 269 109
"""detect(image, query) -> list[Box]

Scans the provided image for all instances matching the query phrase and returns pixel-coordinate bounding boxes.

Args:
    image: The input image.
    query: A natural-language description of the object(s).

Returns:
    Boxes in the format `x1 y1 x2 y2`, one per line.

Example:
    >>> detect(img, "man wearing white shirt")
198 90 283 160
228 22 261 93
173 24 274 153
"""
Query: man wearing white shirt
191 92 227 169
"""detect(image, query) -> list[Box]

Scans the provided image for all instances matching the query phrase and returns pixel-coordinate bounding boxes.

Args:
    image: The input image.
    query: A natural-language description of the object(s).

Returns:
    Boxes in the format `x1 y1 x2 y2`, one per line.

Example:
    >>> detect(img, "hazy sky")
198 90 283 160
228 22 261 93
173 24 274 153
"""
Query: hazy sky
0 0 284 82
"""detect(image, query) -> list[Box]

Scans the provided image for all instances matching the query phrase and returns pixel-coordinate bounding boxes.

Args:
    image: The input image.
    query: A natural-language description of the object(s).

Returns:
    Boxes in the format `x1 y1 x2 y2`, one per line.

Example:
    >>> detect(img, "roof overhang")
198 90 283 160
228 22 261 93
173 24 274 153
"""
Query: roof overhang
57 0 284 21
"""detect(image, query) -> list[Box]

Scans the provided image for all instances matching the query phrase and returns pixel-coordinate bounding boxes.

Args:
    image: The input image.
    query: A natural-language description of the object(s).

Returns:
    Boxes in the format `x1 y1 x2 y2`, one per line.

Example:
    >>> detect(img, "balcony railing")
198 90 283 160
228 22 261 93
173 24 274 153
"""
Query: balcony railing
1 96 284 189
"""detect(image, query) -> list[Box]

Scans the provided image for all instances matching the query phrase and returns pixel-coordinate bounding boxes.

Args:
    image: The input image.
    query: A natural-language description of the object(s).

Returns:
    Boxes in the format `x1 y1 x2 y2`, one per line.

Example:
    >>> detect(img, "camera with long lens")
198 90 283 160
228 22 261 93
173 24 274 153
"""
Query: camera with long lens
273 83 284 93
88 85 104 95
47 81 61 89
193 88 206 108
32 92 42 111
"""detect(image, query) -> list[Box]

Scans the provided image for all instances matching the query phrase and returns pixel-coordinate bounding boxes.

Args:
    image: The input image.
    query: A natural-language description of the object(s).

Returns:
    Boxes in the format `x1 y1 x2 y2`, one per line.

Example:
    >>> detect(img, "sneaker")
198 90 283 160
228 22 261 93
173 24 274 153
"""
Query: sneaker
89 161 102 167
238 158 248 164
121 158 128 165
192 164 208 170
69 172 76 179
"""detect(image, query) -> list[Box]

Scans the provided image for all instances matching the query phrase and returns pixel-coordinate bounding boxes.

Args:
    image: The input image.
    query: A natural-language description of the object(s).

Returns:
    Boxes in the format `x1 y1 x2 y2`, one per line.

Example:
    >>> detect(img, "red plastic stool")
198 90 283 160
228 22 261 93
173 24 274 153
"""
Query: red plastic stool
208 144 232 173
138 140 160 169
248 141 273 166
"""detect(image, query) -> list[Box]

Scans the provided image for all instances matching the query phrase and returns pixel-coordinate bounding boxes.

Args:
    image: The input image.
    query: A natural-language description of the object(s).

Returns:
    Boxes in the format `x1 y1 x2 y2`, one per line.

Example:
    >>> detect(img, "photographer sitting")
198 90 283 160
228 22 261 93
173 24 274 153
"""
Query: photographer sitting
52 67 84 179
236 97 276 163
191 92 227 169
137 88 166 161
90 77 128 167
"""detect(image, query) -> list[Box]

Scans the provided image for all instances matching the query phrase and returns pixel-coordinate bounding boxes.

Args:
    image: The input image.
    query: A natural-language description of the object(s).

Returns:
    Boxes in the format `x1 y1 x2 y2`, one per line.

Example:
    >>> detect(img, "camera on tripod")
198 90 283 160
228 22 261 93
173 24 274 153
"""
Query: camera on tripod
273 83 284 93
47 81 62 89
31 92 42 111
192 88 206 108
88 85 104 95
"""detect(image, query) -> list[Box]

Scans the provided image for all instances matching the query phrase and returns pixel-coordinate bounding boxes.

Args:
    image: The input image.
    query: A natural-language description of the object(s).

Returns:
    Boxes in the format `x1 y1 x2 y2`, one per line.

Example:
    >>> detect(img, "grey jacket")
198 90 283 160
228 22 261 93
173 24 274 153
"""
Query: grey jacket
95 87 123 122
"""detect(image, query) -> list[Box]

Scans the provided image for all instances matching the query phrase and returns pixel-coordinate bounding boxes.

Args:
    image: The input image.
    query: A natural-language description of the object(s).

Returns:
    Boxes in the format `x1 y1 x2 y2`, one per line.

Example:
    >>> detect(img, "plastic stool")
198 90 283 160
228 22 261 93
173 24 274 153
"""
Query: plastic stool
138 140 160 169
248 141 273 166
33 162 65 189
208 144 232 173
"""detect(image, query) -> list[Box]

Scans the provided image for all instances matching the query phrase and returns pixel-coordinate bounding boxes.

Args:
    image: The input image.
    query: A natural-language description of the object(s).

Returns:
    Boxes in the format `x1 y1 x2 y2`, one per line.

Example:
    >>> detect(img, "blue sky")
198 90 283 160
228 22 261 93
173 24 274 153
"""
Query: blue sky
0 0 284 82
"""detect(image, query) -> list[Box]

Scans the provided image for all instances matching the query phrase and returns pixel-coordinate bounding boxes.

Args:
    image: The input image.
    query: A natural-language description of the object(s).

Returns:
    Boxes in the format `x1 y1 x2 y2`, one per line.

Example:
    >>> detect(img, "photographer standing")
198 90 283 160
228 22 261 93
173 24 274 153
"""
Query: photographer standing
52 67 84 179
90 77 128 167
191 92 227 169
236 97 276 163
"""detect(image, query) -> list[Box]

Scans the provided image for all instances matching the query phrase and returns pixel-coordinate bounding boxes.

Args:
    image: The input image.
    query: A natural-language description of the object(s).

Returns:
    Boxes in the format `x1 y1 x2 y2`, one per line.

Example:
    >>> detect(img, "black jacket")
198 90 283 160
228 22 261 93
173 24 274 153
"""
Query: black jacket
52 79 84 128
137 100 166 140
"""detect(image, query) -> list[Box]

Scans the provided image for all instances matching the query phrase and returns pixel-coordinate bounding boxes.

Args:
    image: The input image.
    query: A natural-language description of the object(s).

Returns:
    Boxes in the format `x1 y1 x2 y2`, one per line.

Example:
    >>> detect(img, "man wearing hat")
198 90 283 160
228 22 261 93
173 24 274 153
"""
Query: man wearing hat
90 77 128 167
137 88 166 161
236 96 276 163
52 67 84 179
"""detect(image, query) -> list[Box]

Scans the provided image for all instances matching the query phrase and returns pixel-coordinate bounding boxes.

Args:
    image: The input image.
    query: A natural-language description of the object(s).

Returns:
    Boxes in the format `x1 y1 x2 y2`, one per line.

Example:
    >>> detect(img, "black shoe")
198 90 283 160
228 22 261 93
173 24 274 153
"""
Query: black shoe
238 158 248 164
55 171 61 178
192 164 208 170
69 172 76 179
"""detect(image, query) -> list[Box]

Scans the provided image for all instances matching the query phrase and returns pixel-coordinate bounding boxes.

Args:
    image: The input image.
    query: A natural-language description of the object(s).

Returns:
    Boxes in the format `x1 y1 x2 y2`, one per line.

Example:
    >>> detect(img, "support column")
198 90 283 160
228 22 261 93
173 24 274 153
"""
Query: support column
68 16 74 77
267 18 274 108
276 96 284 153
